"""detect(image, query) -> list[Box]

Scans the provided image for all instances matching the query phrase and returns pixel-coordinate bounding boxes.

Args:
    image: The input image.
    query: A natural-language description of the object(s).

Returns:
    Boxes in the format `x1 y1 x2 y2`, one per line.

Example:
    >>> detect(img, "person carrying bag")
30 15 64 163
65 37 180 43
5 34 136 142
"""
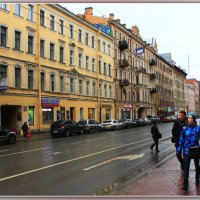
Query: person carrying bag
177 112 200 192
150 122 161 153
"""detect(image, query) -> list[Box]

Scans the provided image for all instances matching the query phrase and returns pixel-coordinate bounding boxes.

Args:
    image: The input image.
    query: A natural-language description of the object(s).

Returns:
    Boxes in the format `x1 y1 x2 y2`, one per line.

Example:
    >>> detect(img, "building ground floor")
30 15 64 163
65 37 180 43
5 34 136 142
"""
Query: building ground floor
0 94 114 132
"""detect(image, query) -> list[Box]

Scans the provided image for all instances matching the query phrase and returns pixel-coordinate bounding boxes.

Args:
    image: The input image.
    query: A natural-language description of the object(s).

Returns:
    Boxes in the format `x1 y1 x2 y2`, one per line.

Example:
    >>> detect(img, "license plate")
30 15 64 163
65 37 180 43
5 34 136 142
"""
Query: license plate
53 131 58 133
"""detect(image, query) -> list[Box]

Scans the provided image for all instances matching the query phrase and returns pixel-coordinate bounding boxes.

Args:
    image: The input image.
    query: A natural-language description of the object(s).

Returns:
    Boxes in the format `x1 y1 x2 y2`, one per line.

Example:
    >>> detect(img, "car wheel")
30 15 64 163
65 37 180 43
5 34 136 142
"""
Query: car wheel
8 135 16 144
65 130 70 137
80 129 84 135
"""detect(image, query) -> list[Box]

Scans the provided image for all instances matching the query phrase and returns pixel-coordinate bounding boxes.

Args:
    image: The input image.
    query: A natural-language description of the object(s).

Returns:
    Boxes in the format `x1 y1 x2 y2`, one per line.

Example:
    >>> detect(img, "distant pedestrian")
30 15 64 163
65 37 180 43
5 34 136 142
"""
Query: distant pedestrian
177 112 200 191
21 122 29 138
171 111 187 171
150 122 161 153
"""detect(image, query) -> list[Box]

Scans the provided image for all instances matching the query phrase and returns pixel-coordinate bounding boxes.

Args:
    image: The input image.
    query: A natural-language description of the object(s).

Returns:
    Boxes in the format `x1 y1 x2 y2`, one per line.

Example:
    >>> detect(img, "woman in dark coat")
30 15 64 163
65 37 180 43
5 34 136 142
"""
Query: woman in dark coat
21 122 29 138
150 122 160 153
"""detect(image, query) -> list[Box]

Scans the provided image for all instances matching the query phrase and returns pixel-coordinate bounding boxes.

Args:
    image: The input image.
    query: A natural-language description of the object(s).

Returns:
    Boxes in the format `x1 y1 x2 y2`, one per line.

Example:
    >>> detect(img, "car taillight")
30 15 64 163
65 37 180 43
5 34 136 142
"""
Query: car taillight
61 125 65 129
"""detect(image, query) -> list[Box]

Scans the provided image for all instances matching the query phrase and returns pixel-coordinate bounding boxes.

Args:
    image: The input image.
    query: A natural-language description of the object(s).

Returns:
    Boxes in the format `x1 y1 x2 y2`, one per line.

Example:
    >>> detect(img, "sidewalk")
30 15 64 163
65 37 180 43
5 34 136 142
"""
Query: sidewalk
16 131 51 142
119 155 200 196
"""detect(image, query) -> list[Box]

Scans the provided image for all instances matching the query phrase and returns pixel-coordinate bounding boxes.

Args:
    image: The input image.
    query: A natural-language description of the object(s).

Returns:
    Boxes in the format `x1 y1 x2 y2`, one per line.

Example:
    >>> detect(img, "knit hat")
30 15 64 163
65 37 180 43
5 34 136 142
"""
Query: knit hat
187 112 196 120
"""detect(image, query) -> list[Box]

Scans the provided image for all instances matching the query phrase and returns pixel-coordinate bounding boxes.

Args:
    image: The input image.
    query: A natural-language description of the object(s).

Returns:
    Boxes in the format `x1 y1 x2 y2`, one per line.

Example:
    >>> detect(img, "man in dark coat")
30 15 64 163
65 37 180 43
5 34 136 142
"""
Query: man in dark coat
150 122 161 153
171 111 187 171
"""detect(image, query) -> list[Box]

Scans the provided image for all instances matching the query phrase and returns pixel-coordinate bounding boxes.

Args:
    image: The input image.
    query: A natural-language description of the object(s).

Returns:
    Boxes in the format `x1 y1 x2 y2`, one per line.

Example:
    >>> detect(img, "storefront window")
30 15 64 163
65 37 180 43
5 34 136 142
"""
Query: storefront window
28 106 34 126
42 107 54 125
60 107 65 120
106 109 111 120
88 108 95 119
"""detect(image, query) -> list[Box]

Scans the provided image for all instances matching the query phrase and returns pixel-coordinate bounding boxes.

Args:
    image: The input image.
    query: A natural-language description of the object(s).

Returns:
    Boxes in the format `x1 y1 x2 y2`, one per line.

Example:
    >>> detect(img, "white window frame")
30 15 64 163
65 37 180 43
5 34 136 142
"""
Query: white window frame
92 82 96 96
41 71 46 91
86 81 90 96
40 9 46 27
85 32 89 46
0 4 9 11
49 42 55 60
60 76 64 93
59 46 64 63
79 79 83 95
0 24 8 47
86 56 90 70
50 14 55 31
27 69 34 90
92 58 96 72
14 29 22 51
79 53 83 68
50 73 55 92
59 18 64 35
40 38 45 57
14 4 23 17
69 24 74 39
69 77 75 94
27 34 34 54
28 4 34 22
109 85 112 98
70 49 74 65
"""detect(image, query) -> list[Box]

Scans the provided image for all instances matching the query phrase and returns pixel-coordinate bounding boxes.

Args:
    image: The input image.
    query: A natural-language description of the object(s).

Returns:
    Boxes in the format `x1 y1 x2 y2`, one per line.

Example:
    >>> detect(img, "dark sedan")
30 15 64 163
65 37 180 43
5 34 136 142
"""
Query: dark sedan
78 119 102 134
121 119 137 129
0 126 16 144
50 120 83 138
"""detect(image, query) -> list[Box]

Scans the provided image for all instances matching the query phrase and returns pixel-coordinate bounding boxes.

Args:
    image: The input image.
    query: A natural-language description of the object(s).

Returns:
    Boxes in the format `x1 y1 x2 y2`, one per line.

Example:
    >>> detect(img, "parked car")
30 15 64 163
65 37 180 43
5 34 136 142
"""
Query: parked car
146 115 161 124
121 119 137 128
0 126 16 144
144 117 152 125
133 118 146 127
162 116 176 123
50 120 83 138
78 119 102 134
101 120 124 130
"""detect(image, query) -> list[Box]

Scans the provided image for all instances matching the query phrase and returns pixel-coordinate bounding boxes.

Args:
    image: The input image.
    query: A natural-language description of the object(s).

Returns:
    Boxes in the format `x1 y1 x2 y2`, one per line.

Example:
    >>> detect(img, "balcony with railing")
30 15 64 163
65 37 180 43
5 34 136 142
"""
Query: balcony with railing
150 88 157 94
149 59 156 66
119 59 129 68
0 78 9 91
149 73 157 80
119 79 130 87
135 67 146 73
119 39 129 51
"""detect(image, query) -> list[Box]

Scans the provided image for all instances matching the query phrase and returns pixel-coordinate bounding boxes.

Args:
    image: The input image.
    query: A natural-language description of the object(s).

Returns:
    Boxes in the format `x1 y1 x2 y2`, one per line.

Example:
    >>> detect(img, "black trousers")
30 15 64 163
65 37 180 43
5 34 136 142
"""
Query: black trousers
151 136 159 151
183 154 200 185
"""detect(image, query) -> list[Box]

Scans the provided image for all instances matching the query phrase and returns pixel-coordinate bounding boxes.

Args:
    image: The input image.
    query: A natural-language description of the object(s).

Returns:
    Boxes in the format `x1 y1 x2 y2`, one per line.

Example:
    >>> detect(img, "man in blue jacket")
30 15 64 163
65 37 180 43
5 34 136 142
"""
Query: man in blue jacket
177 112 200 191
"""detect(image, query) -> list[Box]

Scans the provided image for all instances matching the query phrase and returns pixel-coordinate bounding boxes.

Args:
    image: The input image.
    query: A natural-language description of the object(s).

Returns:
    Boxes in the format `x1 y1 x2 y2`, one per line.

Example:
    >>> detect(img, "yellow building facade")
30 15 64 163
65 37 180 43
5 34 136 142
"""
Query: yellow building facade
0 4 114 132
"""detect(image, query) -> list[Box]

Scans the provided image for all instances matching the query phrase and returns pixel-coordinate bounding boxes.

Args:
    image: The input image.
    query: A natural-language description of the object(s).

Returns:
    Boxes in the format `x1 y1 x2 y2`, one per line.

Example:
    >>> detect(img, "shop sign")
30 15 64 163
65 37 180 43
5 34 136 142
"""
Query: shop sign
102 104 112 109
41 98 60 107
124 104 132 108
0 86 8 91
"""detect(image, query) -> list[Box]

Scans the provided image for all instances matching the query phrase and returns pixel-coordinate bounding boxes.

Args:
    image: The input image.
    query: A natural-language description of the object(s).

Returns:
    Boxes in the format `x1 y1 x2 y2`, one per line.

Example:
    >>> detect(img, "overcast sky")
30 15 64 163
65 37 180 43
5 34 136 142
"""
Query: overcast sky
60 3 200 80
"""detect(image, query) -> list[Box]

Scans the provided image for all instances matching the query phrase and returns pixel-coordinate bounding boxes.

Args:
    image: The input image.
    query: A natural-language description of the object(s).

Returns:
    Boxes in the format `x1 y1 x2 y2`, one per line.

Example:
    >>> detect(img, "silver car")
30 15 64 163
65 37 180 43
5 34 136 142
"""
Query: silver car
101 120 124 130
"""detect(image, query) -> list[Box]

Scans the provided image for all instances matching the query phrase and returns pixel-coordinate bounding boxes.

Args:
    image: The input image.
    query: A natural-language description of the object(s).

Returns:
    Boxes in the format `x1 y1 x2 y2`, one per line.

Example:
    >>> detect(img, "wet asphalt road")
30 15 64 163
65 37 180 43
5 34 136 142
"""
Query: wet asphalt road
0 123 175 195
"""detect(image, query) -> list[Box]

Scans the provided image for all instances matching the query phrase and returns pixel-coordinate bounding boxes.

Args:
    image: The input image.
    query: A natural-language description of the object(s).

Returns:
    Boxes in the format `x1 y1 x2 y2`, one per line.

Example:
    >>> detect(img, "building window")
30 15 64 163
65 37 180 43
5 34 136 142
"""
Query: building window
50 43 55 60
79 53 83 68
80 108 84 120
70 50 74 65
99 83 102 97
79 79 83 94
108 44 111 55
104 84 107 98
0 65 7 86
41 72 45 91
28 4 34 21
88 108 95 119
86 81 90 95
109 85 112 98
92 36 95 48
92 58 96 72
104 63 106 75
69 24 73 39
85 33 89 45
50 15 55 31
78 29 82 43
42 107 54 125
60 46 64 63
86 56 89 70
40 39 45 57
92 82 96 96
40 10 45 26
28 35 34 54
103 42 106 53
0 26 7 47
60 76 64 92
99 60 102 74
50 74 55 92
70 78 75 93
108 64 111 76
15 67 21 88
59 19 64 34
28 70 33 89
0 4 8 10
28 106 34 126
106 109 111 120
14 30 21 51
98 39 101 51
14 4 22 16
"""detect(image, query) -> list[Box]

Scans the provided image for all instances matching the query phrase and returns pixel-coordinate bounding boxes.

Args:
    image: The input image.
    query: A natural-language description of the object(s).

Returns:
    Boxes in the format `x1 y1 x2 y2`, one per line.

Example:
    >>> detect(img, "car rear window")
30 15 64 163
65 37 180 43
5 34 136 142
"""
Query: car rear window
52 120 65 127
103 120 112 123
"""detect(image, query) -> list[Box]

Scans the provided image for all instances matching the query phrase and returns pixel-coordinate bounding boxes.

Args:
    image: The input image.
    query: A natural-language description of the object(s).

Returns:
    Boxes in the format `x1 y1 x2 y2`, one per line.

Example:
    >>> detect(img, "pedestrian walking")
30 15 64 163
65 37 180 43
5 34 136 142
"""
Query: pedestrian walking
150 122 161 153
21 122 29 138
177 112 200 191
171 111 188 171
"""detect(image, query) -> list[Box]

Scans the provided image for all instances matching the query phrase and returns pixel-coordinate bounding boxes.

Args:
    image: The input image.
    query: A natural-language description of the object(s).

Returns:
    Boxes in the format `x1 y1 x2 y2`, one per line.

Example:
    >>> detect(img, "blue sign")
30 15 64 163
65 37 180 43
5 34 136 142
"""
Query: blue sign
93 24 113 36
135 47 144 55
0 86 8 91
41 98 60 107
